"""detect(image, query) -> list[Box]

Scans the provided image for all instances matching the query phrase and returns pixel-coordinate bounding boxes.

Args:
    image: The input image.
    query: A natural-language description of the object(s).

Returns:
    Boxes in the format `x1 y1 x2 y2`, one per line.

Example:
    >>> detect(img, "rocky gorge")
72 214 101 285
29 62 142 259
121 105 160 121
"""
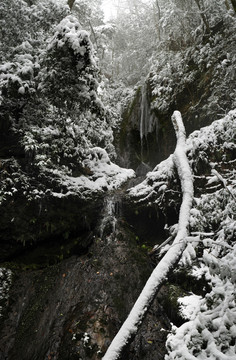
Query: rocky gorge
1 1 236 359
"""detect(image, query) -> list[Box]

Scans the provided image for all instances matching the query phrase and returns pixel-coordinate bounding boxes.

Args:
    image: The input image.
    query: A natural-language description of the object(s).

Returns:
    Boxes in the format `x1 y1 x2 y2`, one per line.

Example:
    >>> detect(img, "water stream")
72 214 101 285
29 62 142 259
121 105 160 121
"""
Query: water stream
99 193 122 240
139 82 157 160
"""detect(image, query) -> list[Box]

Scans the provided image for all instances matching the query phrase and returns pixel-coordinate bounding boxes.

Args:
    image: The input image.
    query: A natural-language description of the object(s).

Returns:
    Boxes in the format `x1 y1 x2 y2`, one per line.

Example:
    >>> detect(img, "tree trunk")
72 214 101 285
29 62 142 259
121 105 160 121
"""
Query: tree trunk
230 0 236 13
89 21 98 49
68 0 75 10
102 111 194 360
193 0 211 33
225 0 230 10
154 0 161 41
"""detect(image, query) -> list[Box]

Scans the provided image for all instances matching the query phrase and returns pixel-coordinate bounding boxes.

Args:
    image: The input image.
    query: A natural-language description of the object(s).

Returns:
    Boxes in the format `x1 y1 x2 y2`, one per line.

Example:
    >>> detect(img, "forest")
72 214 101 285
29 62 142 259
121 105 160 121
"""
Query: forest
0 0 236 359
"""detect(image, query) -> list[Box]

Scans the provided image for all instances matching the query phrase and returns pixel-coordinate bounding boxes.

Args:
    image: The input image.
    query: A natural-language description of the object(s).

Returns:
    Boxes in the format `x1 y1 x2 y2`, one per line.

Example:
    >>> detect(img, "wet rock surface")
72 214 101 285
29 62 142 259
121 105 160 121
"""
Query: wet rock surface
0 217 171 360
115 82 174 171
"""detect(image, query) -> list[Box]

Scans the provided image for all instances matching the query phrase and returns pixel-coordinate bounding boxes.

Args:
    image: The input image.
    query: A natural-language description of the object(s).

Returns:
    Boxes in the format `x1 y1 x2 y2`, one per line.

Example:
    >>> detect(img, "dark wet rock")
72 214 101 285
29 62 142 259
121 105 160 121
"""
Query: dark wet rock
0 219 171 360
115 83 174 170
0 155 105 262
0 187 103 262
135 162 152 177
127 299 171 360
115 27 236 174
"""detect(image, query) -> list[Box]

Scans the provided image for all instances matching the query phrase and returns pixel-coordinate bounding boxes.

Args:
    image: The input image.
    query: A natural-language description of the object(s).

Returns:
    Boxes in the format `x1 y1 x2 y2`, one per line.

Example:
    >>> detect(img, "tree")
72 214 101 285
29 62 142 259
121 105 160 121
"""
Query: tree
154 0 162 41
70 0 104 28
102 111 194 359
230 0 236 12
40 15 99 113
0 0 69 133
108 0 158 84
0 0 68 61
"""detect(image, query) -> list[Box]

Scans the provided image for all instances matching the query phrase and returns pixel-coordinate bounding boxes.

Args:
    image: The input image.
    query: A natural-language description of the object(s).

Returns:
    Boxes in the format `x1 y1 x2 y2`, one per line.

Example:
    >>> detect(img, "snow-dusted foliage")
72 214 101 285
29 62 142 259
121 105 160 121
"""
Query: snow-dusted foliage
149 22 236 120
40 15 100 112
187 110 236 174
0 268 12 318
0 0 69 61
164 111 236 359
0 0 69 116
0 0 132 246
166 192 236 359
128 109 236 359
0 51 39 104
52 147 135 200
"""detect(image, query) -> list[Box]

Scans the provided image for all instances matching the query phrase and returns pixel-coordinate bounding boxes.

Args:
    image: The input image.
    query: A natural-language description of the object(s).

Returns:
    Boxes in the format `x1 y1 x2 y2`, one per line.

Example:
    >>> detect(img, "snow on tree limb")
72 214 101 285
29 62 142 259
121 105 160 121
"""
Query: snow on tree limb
211 169 236 201
102 111 194 360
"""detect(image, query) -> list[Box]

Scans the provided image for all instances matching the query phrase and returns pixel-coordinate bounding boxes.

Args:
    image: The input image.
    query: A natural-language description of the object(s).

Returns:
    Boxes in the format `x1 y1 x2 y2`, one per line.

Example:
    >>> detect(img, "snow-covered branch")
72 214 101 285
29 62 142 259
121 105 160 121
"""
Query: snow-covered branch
102 111 194 360
211 169 236 201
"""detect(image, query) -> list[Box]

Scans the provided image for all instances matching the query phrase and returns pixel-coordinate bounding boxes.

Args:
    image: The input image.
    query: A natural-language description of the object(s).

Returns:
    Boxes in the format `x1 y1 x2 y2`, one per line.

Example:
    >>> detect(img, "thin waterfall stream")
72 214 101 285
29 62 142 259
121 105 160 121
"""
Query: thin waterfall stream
139 82 156 159
99 193 123 240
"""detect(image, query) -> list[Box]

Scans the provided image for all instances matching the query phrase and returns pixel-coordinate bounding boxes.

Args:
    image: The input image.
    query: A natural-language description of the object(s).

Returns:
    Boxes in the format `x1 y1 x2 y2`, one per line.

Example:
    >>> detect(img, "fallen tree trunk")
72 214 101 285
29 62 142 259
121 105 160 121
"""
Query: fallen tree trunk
102 111 194 360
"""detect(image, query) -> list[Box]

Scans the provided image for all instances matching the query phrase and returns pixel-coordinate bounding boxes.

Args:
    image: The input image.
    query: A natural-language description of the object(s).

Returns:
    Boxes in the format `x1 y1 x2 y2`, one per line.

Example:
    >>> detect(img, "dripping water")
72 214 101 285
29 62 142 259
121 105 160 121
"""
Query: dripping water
99 194 122 240
140 83 150 146
139 82 157 159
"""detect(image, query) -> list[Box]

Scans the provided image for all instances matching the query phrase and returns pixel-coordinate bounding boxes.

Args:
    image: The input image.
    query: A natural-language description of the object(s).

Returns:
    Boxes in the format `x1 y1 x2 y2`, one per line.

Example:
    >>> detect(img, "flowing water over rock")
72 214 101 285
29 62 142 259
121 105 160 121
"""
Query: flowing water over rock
116 80 174 171
99 194 122 240
140 82 157 147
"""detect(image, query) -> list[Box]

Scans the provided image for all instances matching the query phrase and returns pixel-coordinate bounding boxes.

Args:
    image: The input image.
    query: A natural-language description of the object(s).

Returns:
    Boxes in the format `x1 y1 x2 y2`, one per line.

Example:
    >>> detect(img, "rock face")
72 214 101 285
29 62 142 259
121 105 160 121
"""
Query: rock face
116 22 236 174
116 82 175 171
0 168 103 261
0 205 170 360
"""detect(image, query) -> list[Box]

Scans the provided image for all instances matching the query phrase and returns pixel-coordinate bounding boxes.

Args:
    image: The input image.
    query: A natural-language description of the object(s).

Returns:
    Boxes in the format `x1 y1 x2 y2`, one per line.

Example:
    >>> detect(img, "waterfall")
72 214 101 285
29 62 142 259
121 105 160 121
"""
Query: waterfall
139 83 156 154
140 84 149 142
99 194 122 240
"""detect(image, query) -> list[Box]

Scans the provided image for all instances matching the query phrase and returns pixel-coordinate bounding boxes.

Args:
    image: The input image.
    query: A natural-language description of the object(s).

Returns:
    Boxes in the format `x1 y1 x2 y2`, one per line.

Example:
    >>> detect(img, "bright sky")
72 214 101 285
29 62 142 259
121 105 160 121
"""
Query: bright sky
101 0 117 21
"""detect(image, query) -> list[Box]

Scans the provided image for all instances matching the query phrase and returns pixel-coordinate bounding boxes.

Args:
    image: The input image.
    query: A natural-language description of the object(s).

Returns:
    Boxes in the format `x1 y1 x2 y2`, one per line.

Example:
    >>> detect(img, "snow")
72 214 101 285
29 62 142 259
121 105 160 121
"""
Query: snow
52 147 135 199
126 109 236 360
186 109 236 164
18 86 25 95
103 111 194 360
48 15 95 64
165 110 236 360
178 294 203 320
0 268 12 317
128 154 175 201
